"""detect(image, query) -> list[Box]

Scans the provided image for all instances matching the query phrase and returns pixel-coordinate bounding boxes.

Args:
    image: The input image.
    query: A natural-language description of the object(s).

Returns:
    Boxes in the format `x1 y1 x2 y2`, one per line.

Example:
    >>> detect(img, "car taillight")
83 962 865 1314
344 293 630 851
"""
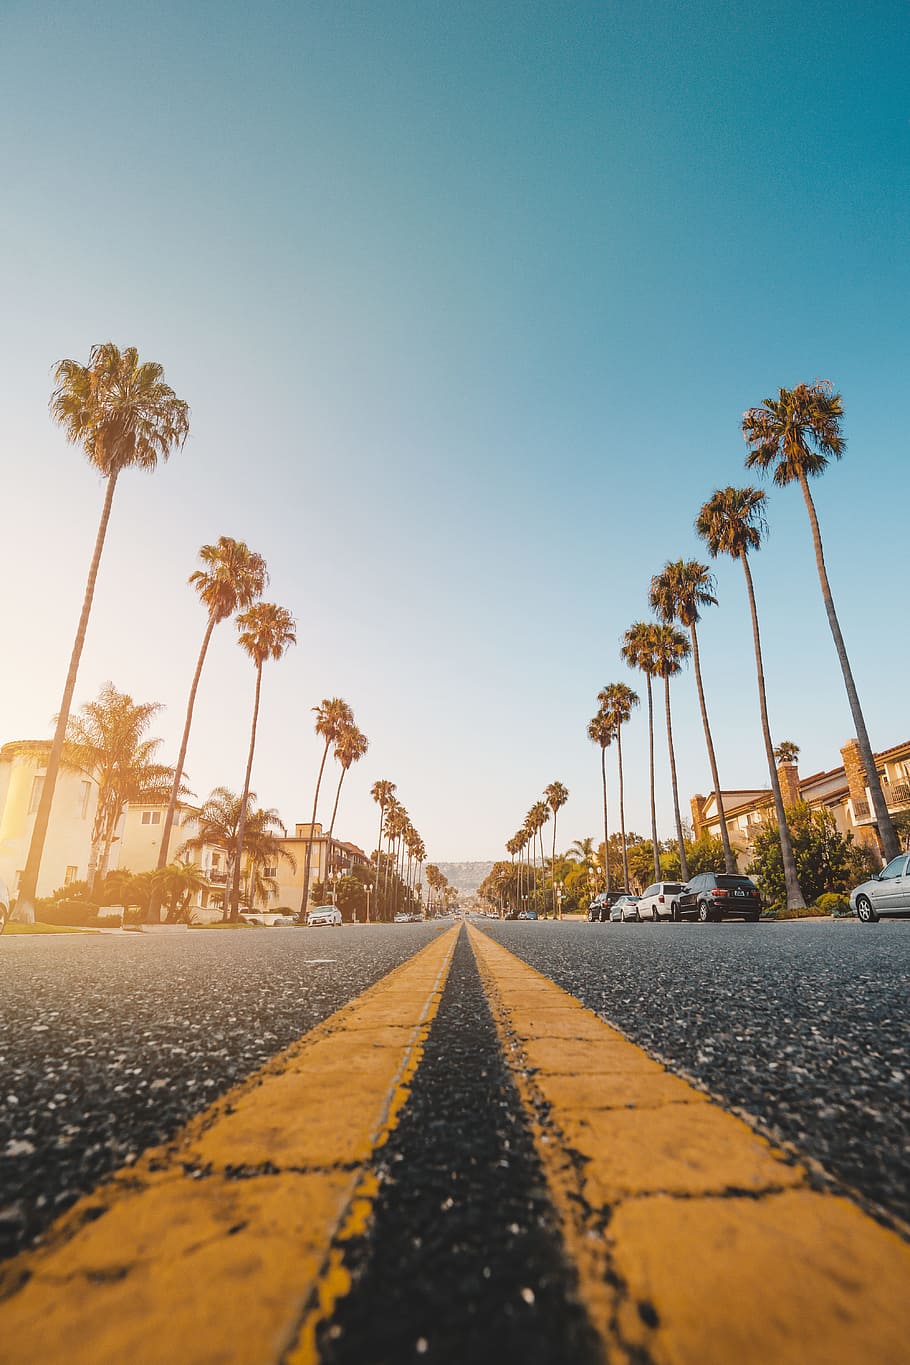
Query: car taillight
712 888 729 897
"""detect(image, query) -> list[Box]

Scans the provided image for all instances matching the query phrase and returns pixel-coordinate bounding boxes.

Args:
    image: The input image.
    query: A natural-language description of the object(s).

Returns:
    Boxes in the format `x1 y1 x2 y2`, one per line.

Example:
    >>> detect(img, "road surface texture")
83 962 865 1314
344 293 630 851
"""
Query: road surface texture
485 917 910 1227
0 923 439 1259
1 918 908 1364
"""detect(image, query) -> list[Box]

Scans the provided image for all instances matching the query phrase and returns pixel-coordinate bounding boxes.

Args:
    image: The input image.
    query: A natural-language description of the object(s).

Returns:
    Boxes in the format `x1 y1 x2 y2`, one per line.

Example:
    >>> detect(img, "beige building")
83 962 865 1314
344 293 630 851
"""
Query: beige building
274 824 372 913
691 737 910 870
0 741 98 897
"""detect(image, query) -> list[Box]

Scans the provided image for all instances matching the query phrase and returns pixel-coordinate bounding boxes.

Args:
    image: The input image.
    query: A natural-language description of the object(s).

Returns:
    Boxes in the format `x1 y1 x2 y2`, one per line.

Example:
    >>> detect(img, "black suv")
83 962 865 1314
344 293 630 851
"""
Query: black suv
676 873 762 922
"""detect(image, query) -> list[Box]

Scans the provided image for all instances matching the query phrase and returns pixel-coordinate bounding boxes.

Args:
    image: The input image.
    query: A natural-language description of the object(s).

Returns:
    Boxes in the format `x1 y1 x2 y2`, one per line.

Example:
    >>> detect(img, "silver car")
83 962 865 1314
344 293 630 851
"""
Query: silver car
851 854 910 922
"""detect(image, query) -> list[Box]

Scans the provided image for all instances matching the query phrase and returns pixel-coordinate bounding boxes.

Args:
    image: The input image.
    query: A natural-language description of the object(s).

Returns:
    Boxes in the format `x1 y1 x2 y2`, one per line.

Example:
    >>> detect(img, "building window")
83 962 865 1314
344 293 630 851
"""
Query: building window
141 810 162 826
64 866 79 886
80 781 92 819
264 865 278 879
28 777 44 815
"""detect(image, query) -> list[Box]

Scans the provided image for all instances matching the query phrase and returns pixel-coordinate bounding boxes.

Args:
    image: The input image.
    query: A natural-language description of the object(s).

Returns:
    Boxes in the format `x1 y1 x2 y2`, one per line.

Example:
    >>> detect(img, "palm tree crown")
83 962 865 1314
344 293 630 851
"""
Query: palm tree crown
650 623 690 677
742 381 844 485
695 486 767 560
649 559 717 628
50 342 190 475
774 740 800 765
189 537 268 624
237 602 297 665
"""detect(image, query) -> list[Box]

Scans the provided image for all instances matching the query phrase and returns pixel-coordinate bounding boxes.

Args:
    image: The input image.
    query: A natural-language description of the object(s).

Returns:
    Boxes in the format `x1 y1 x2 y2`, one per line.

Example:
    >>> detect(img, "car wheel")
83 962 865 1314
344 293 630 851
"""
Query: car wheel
855 895 879 924
697 900 712 923
745 913 760 923
670 902 680 922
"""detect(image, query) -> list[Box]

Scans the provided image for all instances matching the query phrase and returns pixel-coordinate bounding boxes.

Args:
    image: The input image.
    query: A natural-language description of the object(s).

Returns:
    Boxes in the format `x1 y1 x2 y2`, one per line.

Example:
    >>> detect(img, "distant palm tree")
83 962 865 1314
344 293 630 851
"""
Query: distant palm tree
66 682 179 892
774 740 800 765
696 486 806 910
156 538 268 884
651 623 692 882
622 622 662 883
586 710 613 895
544 781 569 917
650 559 735 873
15 344 189 920
229 603 296 920
370 780 396 922
742 381 898 861
300 698 354 918
529 801 550 912
597 683 639 890
179 788 291 919
325 724 369 883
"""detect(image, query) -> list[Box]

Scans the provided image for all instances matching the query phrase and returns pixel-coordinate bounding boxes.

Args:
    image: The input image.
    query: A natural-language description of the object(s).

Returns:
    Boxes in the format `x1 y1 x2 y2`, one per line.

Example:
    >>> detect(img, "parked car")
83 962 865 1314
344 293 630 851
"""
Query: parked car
676 873 762 922
636 882 685 922
851 854 910 922
609 893 641 922
0 877 9 934
307 905 342 927
517 909 539 920
587 890 627 922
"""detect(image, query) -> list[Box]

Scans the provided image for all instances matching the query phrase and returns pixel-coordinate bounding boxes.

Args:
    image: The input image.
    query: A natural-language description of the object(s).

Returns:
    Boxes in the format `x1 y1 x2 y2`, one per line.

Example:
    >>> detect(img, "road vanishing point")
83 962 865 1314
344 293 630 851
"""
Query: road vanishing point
1 918 908 1364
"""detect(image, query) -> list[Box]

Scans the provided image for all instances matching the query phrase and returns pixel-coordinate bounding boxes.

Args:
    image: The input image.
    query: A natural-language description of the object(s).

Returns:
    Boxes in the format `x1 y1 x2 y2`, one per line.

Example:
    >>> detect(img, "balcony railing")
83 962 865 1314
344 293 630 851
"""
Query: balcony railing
208 870 228 884
854 782 910 823
853 800 870 820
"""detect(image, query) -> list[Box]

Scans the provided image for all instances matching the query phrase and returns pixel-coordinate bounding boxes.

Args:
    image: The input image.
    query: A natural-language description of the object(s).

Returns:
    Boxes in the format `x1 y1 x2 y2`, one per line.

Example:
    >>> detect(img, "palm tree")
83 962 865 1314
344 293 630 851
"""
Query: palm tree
696 486 806 910
228 603 296 920
370 780 396 923
586 711 613 895
651 623 692 882
544 782 569 917
774 740 800 765
527 801 550 913
179 788 291 920
300 698 354 919
650 559 735 874
325 724 369 885
15 344 189 920
155 860 209 924
597 683 639 890
65 682 180 893
742 381 898 861
155 538 267 885
622 622 663 883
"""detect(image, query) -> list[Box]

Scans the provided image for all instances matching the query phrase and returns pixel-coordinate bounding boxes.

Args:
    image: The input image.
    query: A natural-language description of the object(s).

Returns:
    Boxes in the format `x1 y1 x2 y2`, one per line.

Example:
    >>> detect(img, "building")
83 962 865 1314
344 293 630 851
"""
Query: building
0 741 98 897
691 737 910 869
273 824 372 914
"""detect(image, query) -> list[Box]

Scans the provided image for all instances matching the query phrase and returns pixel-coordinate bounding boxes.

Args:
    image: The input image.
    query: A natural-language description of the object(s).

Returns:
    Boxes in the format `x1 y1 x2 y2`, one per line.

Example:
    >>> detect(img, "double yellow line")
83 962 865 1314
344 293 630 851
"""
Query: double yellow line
1 923 908 1364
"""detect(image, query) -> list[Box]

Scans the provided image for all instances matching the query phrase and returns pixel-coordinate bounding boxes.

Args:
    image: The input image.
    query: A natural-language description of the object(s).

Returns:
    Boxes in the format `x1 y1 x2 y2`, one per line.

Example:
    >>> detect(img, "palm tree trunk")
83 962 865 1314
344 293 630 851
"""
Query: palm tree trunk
372 803 385 924
156 613 217 875
325 767 349 908
600 746 611 895
741 555 806 909
664 676 689 882
616 729 630 889
551 817 558 918
798 471 897 861
646 674 660 882
15 472 119 921
230 663 262 921
689 622 736 873
300 740 331 918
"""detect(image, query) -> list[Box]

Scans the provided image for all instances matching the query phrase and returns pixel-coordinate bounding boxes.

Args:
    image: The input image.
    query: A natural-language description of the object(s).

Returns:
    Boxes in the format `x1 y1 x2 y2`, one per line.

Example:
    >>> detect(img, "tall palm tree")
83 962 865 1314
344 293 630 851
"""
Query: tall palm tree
15 344 189 920
228 603 296 920
586 710 613 895
156 538 267 884
622 622 663 883
65 683 179 892
652 623 692 882
544 782 569 917
370 780 396 923
742 381 898 861
527 801 550 912
325 724 369 887
650 559 735 874
696 486 806 910
300 698 354 918
597 683 639 890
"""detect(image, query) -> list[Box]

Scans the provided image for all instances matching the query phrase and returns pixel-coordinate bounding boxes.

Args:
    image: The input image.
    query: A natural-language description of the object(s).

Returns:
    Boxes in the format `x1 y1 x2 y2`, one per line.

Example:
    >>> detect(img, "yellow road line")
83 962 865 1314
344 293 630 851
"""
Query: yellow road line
468 924 910 1365
0 925 459 1365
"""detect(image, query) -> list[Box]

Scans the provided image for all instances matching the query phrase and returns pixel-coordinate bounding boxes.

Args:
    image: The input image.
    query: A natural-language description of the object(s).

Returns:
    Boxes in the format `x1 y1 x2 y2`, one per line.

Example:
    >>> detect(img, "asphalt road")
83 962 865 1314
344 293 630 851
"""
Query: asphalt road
484 917 910 1227
0 924 439 1260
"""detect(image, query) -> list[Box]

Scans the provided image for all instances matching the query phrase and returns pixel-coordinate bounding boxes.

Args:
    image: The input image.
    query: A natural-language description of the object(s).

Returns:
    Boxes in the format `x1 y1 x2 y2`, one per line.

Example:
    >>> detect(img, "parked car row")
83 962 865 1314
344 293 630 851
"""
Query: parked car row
587 874 763 923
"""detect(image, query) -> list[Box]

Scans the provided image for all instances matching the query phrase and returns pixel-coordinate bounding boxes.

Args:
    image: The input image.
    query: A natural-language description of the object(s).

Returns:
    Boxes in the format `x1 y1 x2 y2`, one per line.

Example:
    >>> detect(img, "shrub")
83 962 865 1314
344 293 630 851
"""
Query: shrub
39 900 102 927
815 892 852 917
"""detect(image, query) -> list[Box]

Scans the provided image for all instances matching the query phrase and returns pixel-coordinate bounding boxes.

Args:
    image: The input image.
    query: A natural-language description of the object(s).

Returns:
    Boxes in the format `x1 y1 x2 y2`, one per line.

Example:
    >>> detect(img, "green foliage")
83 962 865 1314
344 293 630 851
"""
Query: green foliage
747 802 863 907
659 833 727 881
39 900 103 927
814 892 851 917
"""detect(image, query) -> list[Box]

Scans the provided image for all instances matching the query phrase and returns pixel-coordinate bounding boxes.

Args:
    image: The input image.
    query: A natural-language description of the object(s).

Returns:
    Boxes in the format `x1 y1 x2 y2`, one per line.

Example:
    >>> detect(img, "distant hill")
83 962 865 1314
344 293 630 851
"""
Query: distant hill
434 861 495 895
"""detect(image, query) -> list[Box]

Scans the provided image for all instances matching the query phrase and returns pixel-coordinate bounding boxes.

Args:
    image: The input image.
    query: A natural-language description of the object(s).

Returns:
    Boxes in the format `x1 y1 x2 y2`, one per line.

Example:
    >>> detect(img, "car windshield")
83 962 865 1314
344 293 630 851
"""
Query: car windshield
716 876 756 890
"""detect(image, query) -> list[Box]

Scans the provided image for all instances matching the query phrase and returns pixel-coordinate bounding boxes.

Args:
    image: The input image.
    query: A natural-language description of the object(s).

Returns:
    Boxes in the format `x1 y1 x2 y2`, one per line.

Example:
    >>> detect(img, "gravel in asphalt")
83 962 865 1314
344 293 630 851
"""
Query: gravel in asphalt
319 928 601 1365
0 924 439 1260
485 918 910 1227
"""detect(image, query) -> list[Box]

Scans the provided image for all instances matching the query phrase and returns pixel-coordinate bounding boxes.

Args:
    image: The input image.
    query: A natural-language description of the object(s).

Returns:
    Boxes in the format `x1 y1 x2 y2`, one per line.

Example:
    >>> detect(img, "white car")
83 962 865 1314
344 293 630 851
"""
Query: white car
307 905 342 927
0 877 9 933
637 881 685 922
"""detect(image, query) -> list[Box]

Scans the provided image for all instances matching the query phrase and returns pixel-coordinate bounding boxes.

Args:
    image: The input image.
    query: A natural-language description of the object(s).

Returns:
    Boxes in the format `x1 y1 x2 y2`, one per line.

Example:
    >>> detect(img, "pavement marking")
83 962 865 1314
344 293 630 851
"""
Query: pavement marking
468 924 910 1365
0 925 459 1365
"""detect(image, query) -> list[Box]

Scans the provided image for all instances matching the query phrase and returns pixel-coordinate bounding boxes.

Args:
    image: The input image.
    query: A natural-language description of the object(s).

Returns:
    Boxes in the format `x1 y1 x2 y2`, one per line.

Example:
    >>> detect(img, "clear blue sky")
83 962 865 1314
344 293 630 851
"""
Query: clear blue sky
1 0 907 861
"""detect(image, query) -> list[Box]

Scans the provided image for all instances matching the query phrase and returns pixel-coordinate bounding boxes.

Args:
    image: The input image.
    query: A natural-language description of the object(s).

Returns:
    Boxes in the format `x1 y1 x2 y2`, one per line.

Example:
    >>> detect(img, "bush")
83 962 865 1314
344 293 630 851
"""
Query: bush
814 892 852 917
39 900 103 927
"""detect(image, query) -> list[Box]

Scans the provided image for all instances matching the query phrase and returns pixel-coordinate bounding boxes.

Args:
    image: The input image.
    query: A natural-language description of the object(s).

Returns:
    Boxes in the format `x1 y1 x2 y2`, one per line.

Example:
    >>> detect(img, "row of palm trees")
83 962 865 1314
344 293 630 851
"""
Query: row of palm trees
504 781 569 917
13 342 428 924
589 382 897 911
368 781 430 920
